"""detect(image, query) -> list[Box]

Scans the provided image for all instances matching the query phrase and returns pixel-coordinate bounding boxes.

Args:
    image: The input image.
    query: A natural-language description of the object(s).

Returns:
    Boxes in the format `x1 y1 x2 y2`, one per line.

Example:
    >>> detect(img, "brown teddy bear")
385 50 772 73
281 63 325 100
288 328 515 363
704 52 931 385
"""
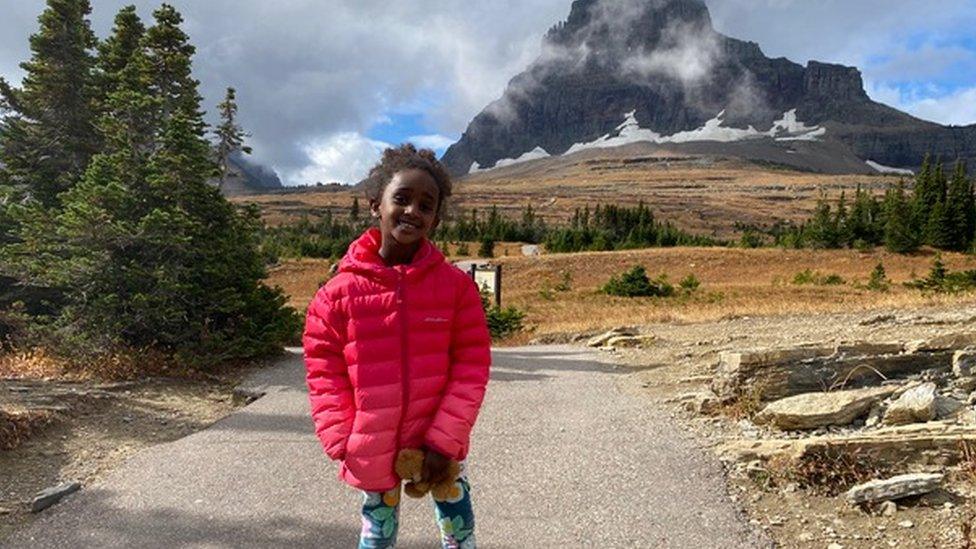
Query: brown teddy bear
394 448 462 500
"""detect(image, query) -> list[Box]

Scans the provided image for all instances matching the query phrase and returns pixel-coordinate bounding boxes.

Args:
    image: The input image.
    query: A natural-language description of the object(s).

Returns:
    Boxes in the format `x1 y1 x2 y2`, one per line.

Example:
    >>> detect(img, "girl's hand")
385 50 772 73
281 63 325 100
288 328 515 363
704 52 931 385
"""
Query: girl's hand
422 447 452 484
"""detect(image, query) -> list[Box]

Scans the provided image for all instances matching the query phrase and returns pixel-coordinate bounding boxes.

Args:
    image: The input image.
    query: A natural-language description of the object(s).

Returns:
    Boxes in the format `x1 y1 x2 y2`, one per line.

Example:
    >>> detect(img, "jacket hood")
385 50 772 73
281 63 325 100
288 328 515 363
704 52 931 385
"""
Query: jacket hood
338 227 445 283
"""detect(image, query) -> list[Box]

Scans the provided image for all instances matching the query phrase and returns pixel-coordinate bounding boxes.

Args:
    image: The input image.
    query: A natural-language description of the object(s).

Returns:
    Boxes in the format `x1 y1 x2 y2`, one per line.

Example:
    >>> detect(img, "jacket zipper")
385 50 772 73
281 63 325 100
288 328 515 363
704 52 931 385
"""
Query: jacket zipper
395 268 409 451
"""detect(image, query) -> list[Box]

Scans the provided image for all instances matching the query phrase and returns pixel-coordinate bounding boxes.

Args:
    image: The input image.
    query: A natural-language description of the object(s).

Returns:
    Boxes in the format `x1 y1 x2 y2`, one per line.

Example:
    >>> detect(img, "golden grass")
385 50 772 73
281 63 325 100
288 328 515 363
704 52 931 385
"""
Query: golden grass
267 245 976 339
0 346 183 381
234 156 899 239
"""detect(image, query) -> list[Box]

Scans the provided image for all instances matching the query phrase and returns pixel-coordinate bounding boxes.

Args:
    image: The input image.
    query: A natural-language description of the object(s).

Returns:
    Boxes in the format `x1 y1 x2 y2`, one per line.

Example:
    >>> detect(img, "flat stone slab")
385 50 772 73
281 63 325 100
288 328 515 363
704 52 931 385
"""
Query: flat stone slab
31 482 81 513
755 386 897 430
845 473 944 504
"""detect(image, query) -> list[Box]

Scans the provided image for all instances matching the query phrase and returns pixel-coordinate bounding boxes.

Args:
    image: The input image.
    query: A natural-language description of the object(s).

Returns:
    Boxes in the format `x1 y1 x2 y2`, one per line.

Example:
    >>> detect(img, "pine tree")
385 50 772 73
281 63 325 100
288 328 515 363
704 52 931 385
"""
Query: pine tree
350 197 360 222
804 193 838 248
2 3 298 366
884 181 917 253
0 0 99 207
911 154 932 231
925 199 953 249
214 87 252 190
946 161 975 251
97 5 145 104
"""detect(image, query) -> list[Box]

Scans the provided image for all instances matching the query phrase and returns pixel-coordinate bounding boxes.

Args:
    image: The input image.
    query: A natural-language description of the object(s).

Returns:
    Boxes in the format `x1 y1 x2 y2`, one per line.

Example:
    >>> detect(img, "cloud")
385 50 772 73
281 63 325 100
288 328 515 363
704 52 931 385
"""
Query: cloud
406 134 456 152
866 81 976 126
1 0 974 185
288 133 390 186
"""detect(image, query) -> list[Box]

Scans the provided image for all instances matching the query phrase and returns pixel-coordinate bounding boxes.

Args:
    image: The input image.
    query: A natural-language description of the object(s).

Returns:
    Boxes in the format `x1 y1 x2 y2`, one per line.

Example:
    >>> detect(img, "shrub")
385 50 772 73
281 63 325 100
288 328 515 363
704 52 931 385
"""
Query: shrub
905 255 976 293
792 269 845 286
479 290 524 339
601 265 674 297
477 237 495 258
554 271 572 292
456 242 470 256
679 273 701 294
866 262 890 292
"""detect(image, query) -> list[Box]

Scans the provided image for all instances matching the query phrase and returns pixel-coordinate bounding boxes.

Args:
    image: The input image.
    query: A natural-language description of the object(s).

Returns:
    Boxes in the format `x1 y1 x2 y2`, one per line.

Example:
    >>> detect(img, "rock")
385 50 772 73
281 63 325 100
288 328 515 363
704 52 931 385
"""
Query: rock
673 390 721 414
797 532 815 542
860 314 896 326
827 543 843 549
884 383 937 425
914 333 976 353
865 403 885 428
954 349 976 377
845 473 944 504
879 500 897 516
602 334 655 349
711 344 950 402
585 327 638 348
934 396 965 419
31 482 81 513
755 386 897 430
718 422 976 466
898 520 914 529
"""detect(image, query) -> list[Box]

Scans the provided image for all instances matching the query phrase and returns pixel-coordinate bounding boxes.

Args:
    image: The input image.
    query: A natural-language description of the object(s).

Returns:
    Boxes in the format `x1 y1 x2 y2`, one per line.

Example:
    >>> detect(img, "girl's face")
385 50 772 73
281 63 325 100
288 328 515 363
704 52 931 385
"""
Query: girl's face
371 168 441 252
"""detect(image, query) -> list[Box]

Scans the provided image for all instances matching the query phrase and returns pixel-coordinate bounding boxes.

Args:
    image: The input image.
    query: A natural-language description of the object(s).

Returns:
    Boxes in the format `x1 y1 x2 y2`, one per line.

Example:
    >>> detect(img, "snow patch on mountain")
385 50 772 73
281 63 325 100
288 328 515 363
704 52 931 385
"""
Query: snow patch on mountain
866 160 914 175
469 146 551 173
470 109 826 173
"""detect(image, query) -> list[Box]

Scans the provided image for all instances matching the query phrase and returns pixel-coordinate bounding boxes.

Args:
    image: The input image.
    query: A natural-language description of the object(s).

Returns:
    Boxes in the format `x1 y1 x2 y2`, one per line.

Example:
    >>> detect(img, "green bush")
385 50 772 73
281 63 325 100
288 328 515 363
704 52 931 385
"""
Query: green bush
679 273 701 293
792 269 845 286
905 255 976 293
601 266 674 297
479 290 524 339
478 237 495 258
866 262 890 292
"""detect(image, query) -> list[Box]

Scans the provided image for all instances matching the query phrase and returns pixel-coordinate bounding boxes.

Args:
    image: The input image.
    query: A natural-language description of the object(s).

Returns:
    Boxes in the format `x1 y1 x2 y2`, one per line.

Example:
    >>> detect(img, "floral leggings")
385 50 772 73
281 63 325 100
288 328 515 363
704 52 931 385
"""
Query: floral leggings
358 474 475 549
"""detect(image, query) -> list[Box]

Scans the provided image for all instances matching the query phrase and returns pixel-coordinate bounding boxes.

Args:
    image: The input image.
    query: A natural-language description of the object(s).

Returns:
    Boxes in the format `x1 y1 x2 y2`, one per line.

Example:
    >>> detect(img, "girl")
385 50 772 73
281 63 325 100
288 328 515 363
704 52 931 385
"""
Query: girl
303 144 491 549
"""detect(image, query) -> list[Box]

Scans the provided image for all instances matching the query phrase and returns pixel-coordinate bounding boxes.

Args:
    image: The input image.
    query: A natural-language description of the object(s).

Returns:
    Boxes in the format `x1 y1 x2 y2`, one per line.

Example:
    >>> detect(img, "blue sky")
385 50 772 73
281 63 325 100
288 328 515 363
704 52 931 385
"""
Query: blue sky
1 0 975 184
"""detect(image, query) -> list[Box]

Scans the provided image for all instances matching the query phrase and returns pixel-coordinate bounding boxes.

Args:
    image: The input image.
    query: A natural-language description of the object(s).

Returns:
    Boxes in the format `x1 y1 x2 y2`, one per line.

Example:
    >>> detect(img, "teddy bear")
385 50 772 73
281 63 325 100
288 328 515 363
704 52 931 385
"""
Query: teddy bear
394 448 462 500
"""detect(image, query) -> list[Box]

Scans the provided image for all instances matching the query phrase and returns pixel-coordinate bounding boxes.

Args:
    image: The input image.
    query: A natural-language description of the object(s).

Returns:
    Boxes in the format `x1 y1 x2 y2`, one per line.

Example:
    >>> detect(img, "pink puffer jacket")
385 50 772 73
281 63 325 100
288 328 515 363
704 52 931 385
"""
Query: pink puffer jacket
303 227 491 491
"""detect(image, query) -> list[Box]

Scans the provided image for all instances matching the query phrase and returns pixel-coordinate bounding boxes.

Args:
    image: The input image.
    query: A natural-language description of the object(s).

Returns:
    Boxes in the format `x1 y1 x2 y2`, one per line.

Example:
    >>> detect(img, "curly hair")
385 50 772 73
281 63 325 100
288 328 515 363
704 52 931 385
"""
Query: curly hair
364 143 453 216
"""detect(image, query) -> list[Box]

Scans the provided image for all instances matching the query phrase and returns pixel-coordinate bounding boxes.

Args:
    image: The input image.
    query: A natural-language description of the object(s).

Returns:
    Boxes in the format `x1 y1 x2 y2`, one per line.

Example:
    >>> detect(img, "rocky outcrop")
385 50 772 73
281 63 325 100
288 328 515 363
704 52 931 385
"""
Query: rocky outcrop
711 341 949 402
442 0 976 175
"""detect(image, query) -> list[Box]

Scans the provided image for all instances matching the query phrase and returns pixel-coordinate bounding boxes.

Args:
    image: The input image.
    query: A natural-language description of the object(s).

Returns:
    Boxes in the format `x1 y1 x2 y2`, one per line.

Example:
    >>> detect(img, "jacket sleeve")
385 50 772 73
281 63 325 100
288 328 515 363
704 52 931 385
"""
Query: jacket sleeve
424 275 492 461
303 288 355 461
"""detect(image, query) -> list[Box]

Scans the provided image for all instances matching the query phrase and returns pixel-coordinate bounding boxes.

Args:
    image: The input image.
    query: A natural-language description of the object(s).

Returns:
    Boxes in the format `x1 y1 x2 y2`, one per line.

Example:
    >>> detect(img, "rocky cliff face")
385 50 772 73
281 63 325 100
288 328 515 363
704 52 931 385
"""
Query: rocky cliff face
442 0 976 175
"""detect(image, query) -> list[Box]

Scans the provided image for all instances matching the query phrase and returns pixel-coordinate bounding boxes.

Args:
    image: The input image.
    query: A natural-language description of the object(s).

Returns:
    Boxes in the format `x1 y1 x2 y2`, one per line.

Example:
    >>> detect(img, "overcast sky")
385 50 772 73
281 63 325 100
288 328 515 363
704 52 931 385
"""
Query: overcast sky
1 0 975 185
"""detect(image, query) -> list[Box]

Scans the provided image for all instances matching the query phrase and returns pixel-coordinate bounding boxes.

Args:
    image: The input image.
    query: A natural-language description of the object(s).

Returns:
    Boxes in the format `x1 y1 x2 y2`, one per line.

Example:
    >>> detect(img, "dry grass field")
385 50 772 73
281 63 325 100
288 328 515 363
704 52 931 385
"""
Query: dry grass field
267 244 976 344
232 152 901 239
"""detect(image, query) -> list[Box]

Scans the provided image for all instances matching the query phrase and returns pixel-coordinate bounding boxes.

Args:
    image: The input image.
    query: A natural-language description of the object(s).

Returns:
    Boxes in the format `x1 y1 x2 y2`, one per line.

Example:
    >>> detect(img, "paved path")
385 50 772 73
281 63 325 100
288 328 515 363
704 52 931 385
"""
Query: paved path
3 346 769 548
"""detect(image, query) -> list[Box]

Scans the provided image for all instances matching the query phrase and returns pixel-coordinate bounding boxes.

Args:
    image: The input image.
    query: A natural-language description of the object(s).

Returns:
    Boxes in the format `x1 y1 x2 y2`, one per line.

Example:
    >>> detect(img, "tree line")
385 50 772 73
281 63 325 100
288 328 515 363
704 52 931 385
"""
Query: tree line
0 1 298 369
760 156 975 253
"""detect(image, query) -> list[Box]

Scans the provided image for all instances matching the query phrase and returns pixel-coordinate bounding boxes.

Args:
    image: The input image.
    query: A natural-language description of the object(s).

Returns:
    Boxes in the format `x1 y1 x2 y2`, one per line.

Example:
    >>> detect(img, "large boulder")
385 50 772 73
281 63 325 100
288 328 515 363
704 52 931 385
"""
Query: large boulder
884 383 938 425
755 386 897 430
954 349 976 377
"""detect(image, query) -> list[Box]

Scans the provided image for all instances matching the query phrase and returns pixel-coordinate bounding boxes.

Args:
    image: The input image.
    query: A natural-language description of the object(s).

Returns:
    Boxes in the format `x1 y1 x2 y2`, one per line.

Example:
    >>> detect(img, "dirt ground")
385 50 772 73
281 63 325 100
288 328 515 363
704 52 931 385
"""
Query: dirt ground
0 368 261 541
604 301 976 548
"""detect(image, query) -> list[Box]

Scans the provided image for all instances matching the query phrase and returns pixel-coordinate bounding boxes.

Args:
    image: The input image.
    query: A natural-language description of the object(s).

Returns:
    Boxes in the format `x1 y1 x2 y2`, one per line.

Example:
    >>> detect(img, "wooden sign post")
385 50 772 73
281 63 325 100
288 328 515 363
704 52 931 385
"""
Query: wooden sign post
469 264 502 308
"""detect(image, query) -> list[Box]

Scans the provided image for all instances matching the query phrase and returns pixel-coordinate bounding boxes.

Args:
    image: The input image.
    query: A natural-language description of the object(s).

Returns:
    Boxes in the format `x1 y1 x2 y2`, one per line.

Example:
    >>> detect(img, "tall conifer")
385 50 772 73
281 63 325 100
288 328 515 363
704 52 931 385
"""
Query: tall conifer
0 0 99 206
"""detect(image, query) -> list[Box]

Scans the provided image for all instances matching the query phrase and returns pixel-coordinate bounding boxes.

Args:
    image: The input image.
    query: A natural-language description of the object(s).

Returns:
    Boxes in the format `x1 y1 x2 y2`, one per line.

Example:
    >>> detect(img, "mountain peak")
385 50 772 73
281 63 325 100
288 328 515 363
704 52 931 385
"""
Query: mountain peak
441 0 975 176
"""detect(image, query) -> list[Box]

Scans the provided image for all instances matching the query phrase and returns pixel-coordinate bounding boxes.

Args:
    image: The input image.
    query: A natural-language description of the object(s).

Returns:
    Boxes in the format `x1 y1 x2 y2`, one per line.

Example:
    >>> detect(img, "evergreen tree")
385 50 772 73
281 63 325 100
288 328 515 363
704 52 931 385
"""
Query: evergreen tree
911 154 933 233
925 199 953 249
884 181 917 253
946 161 975 251
97 5 145 104
214 87 251 190
350 197 360 222
0 0 99 207
804 194 838 248
2 3 299 366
